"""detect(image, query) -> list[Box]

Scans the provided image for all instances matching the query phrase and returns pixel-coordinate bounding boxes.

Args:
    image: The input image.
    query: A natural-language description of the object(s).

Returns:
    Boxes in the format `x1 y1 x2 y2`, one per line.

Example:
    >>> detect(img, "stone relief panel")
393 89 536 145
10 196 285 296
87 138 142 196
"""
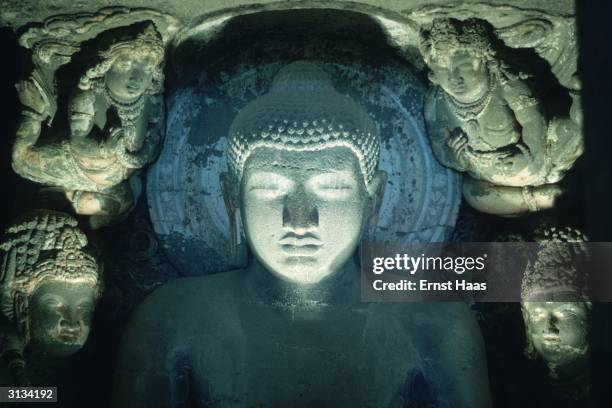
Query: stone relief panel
407 3 579 91
416 17 582 216
10 8 178 229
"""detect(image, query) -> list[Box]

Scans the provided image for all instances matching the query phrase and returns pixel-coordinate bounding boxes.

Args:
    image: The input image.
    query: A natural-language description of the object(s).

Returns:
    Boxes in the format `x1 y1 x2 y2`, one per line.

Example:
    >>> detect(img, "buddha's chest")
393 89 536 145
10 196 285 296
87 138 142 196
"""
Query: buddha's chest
183 311 419 407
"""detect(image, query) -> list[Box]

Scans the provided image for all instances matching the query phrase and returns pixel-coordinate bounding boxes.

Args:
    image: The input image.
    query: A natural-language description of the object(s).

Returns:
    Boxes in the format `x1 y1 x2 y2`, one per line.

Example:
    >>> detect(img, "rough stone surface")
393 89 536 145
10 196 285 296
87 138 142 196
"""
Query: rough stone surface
0 1 575 31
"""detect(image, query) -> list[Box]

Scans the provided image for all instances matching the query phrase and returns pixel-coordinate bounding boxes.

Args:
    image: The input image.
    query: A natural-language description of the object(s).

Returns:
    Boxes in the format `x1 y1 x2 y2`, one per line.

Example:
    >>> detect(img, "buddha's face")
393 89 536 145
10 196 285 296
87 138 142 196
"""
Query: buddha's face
28 280 96 357
105 50 157 102
240 146 377 285
428 50 490 103
523 301 589 364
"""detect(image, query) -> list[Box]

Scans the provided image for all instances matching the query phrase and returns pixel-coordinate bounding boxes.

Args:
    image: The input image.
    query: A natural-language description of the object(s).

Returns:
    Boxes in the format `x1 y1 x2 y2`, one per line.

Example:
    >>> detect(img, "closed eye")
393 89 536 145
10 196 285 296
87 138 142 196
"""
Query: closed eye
245 173 293 199
249 184 281 191
319 185 353 190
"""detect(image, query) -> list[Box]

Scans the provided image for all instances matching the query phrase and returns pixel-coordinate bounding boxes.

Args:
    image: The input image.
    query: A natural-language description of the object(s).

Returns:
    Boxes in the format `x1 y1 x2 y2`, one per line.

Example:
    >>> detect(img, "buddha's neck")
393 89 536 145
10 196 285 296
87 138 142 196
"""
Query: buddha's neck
244 258 361 320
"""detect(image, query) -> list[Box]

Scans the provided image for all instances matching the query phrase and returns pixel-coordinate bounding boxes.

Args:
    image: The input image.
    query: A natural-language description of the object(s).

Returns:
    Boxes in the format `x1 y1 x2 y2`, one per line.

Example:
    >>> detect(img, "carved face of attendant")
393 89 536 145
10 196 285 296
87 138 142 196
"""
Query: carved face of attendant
105 51 157 102
428 51 490 103
28 280 96 357
523 301 589 365
241 146 378 284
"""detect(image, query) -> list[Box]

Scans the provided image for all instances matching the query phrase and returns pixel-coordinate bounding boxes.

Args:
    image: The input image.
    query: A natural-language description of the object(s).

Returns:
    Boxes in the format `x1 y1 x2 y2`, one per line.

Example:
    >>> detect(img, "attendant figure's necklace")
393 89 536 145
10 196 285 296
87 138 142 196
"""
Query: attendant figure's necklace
444 71 495 121
103 85 146 148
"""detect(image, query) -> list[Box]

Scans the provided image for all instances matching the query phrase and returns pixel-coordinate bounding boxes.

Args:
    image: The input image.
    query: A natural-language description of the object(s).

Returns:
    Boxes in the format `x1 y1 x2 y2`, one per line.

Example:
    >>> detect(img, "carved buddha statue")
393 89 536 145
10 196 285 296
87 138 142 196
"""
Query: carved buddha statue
0 210 102 387
419 18 583 216
12 22 165 228
521 227 591 398
113 61 492 407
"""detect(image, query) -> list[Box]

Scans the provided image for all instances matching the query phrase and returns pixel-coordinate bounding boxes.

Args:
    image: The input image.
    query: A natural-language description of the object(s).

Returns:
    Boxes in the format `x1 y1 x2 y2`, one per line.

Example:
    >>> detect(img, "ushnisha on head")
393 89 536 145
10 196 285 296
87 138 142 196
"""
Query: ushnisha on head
78 21 165 100
0 210 102 358
224 61 386 284
227 61 380 193
520 227 591 378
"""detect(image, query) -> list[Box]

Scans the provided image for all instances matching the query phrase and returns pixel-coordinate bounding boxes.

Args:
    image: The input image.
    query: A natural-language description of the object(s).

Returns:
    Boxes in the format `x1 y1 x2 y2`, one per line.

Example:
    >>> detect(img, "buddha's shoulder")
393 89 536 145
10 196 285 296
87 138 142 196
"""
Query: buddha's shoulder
129 270 245 327
368 302 479 337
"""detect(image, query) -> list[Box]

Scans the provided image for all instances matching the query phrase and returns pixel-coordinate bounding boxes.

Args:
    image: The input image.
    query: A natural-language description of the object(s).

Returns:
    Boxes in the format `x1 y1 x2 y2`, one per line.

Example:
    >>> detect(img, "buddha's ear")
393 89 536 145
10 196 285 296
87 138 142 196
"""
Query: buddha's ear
219 172 236 214
366 170 387 235
220 172 240 264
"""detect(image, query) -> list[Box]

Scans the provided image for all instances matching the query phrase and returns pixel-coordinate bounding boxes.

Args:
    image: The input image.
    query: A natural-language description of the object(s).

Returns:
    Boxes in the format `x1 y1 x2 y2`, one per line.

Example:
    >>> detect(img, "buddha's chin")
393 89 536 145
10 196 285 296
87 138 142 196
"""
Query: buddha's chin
271 258 334 285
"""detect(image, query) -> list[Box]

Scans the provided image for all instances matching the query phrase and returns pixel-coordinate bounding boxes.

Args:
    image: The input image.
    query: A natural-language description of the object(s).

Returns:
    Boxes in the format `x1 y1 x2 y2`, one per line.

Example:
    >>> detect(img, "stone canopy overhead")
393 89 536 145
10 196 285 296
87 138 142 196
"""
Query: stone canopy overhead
1 0 575 30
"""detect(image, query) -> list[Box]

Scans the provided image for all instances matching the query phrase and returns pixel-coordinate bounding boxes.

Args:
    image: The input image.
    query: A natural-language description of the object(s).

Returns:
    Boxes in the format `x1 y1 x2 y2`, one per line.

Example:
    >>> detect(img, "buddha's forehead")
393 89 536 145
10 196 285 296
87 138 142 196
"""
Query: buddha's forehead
243 145 363 177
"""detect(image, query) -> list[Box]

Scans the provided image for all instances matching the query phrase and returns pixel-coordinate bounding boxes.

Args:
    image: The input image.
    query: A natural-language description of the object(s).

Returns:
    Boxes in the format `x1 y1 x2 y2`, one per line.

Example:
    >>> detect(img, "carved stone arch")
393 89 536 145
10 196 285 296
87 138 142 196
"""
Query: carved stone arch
167 3 422 72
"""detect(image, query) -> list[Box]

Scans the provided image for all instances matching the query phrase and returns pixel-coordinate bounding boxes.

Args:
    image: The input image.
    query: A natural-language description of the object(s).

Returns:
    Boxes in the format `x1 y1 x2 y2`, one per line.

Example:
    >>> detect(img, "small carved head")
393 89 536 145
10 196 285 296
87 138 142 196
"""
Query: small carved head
223 61 386 284
0 210 102 357
520 227 591 379
79 21 165 102
419 18 498 101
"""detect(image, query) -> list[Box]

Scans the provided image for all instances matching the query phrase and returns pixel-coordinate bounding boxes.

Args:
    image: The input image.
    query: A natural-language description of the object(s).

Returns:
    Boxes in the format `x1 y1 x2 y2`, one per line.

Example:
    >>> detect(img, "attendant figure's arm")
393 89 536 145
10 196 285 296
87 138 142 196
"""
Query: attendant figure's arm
68 90 98 152
424 88 469 172
455 79 549 186
12 78 53 180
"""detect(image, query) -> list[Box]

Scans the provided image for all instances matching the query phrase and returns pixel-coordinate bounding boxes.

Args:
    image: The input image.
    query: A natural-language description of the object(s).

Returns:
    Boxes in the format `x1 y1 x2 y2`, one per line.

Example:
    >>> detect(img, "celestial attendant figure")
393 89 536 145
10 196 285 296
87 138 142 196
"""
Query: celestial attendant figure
113 61 492 407
0 210 103 388
521 227 591 401
12 22 165 228
419 18 583 216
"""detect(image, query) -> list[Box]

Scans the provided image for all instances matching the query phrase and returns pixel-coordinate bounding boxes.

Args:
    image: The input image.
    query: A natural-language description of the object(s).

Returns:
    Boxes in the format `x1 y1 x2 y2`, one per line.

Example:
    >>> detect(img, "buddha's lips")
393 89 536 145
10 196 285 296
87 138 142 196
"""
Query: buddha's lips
278 236 322 246
279 234 322 255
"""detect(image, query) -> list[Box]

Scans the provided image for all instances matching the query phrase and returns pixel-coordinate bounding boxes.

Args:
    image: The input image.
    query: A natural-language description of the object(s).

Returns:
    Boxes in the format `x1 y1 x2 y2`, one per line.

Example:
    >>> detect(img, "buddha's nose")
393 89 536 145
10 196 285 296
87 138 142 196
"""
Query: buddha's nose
282 192 319 232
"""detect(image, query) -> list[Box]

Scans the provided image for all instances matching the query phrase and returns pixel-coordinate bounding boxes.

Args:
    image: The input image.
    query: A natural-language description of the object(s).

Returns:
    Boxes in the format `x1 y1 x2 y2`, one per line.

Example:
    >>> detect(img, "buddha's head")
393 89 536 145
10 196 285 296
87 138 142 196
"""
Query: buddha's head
520 232 591 378
224 61 386 285
0 210 102 358
78 21 164 103
418 18 497 103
